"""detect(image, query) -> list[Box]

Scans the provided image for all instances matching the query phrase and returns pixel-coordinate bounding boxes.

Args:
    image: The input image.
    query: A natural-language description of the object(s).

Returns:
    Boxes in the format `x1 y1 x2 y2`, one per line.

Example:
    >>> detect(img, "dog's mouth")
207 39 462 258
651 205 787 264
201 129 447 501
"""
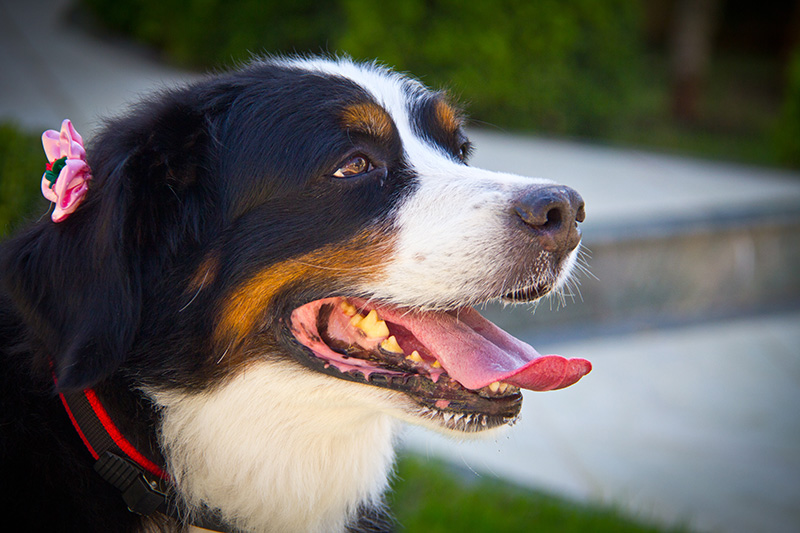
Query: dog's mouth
288 297 591 431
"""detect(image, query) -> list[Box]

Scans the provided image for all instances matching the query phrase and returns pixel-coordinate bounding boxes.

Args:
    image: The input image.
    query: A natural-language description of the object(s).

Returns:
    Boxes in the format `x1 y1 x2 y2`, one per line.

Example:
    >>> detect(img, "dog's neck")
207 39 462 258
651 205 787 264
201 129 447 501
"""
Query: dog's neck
150 361 400 533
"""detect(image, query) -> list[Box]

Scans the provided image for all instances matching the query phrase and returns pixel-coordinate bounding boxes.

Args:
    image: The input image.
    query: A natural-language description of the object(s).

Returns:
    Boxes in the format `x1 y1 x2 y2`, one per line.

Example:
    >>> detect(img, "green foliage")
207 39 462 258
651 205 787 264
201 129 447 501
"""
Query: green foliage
79 0 792 168
82 0 338 68
338 0 642 137
775 48 800 167
390 454 690 533
0 123 49 239
82 0 643 139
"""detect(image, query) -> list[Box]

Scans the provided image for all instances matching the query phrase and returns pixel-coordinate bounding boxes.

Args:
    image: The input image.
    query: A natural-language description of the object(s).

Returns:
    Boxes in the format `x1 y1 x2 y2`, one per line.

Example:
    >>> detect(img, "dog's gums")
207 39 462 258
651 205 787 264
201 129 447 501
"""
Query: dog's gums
289 297 591 430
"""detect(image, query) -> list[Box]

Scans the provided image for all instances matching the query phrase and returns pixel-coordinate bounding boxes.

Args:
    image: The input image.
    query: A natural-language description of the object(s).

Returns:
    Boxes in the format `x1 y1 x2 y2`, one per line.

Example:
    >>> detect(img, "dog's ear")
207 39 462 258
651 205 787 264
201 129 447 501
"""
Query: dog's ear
111 98 211 251
1 96 210 391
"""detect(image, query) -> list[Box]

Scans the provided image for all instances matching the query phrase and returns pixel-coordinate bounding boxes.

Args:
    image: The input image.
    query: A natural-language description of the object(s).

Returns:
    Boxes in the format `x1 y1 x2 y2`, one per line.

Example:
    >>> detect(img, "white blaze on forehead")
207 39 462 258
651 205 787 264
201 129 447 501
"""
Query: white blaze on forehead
284 57 569 307
281 56 430 156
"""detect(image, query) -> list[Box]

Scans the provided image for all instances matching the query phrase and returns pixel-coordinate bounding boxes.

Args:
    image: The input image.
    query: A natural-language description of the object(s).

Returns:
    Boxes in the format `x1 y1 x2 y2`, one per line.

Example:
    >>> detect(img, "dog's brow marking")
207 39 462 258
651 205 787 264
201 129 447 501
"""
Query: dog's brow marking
433 98 463 133
216 230 395 346
340 102 395 141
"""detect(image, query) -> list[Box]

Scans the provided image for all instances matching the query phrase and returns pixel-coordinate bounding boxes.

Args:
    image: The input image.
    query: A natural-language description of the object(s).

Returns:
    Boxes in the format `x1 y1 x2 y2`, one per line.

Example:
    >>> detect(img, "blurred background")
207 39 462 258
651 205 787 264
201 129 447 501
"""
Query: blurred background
1 1 798 532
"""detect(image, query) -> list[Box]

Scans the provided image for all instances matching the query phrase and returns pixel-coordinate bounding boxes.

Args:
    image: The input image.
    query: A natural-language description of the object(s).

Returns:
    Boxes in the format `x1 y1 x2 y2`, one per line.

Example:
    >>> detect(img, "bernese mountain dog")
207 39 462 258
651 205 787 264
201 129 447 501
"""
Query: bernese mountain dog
0 57 590 532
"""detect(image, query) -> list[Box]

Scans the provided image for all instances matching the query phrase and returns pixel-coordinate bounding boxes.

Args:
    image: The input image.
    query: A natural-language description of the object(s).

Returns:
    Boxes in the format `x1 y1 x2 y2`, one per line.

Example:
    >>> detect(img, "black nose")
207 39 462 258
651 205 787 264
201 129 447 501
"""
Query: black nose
513 185 585 253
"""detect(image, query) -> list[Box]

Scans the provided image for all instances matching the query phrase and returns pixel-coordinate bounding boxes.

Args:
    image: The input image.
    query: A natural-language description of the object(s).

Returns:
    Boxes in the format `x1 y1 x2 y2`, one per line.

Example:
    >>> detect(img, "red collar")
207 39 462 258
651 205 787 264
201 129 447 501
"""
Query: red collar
59 387 168 478
58 386 170 515
57 383 228 531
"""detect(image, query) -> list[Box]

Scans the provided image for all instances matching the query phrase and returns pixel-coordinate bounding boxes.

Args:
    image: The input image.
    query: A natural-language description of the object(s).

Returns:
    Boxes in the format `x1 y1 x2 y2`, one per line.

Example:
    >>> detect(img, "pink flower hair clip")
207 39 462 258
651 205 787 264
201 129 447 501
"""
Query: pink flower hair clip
41 119 92 222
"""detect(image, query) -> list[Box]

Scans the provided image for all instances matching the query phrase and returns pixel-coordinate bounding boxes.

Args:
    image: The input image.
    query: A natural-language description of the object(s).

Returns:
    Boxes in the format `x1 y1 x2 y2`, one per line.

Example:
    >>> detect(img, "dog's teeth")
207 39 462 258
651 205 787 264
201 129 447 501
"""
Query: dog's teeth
340 300 357 317
431 359 441 368
380 335 403 354
406 350 423 363
489 381 500 393
498 382 515 394
351 309 390 338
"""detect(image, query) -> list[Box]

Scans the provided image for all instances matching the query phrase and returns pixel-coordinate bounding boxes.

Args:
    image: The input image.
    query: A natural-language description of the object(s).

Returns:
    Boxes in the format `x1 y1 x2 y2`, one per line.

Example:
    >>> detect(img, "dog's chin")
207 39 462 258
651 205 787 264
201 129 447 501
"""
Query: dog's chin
378 389 521 438
500 283 553 304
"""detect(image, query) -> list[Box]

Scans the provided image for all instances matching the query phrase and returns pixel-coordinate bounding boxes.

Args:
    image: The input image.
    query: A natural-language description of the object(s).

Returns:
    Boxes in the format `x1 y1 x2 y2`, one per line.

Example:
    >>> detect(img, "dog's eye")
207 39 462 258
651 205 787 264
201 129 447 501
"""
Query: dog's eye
458 141 472 162
333 155 374 178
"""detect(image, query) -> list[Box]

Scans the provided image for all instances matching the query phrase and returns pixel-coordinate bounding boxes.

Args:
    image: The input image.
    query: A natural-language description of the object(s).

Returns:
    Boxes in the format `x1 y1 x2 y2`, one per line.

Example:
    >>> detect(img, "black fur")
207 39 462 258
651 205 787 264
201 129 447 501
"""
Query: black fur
0 59 438 532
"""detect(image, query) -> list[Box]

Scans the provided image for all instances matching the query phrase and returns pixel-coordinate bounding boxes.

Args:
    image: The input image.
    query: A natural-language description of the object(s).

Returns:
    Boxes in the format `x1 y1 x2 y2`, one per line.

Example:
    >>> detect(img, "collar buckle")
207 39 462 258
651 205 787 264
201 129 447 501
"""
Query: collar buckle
94 451 167 516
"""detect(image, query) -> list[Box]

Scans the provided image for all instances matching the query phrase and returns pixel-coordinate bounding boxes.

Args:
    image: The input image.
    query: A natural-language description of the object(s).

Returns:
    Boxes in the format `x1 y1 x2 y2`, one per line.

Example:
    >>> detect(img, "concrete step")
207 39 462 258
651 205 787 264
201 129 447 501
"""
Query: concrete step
483 205 800 338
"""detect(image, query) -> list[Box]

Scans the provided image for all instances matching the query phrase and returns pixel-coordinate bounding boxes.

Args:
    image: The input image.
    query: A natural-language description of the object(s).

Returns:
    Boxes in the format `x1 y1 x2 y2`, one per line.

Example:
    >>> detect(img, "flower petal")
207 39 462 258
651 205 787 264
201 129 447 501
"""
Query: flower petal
62 119 84 147
42 129 63 162
50 159 91 222
41 173 59 203
59 119 86 160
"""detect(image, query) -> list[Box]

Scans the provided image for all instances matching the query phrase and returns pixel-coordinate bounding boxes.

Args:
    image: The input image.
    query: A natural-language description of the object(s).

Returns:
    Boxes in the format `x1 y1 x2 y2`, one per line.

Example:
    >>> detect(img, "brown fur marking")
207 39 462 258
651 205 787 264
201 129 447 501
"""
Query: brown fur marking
434 99 462 134
217 229 395 347
340 103 395 141
187 253 220 294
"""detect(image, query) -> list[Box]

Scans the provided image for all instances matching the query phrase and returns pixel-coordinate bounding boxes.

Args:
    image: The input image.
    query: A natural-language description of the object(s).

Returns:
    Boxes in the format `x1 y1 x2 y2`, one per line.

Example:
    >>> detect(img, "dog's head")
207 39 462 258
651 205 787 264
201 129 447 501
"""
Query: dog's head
2 57 589 434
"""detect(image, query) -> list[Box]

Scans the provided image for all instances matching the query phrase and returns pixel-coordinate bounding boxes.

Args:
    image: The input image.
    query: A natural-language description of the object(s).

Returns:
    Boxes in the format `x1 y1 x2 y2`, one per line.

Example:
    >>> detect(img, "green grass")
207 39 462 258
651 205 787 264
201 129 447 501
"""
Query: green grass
390 454 690 533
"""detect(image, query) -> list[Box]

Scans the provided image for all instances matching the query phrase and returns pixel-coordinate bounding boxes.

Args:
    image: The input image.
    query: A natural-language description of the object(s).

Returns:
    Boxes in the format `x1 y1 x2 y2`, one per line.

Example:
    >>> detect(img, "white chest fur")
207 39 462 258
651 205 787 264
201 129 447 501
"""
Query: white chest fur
150 362 400 533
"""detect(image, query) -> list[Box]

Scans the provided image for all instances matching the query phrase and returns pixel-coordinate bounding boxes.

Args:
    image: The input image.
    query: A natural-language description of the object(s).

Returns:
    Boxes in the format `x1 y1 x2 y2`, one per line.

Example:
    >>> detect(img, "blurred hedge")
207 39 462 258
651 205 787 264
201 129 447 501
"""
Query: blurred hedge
81 0 340 69
82 0 642 139
341 0 642 137
776 48 800 168
0 123 48 239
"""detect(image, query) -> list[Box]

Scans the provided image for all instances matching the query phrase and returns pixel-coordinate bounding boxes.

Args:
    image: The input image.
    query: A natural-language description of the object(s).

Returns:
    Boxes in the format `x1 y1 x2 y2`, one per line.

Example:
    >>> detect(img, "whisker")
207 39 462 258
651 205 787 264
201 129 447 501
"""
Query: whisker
285 258 377 274
179 268 210 312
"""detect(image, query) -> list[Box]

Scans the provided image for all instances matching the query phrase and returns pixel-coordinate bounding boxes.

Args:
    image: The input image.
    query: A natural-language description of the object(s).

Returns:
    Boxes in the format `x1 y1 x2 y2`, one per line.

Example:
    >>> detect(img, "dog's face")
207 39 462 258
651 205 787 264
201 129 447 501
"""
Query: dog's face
4 57 588 436
201 58 589 433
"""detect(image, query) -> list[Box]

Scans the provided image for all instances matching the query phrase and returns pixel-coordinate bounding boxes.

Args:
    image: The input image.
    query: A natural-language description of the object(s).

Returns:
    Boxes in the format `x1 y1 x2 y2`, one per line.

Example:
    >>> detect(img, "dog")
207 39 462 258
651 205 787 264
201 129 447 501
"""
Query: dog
0 56 590 532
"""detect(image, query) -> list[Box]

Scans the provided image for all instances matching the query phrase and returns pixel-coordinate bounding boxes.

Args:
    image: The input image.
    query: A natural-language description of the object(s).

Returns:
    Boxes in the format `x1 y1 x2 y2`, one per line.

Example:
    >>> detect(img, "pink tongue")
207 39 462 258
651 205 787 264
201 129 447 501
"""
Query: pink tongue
377 305 591 391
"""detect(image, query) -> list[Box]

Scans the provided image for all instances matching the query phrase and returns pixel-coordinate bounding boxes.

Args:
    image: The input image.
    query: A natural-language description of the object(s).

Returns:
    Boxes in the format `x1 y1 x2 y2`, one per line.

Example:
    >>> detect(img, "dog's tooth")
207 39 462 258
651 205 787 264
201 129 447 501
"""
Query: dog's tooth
431 359 441 368
406 350 423 363
380 335 403 354
349 313 364 327
340 300 357 317
488 381 500 393
353 310 390 338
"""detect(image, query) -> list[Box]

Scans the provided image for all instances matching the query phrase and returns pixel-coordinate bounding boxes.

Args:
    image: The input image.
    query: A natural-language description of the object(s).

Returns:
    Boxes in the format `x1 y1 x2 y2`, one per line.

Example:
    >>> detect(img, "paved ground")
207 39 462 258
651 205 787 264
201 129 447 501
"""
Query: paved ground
2 1 800 532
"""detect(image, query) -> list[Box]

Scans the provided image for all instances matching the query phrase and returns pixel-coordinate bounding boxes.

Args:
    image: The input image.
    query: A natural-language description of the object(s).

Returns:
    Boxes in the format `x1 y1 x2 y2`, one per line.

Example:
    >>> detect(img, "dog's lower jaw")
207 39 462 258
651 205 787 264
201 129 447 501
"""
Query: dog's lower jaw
150 361 400 533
